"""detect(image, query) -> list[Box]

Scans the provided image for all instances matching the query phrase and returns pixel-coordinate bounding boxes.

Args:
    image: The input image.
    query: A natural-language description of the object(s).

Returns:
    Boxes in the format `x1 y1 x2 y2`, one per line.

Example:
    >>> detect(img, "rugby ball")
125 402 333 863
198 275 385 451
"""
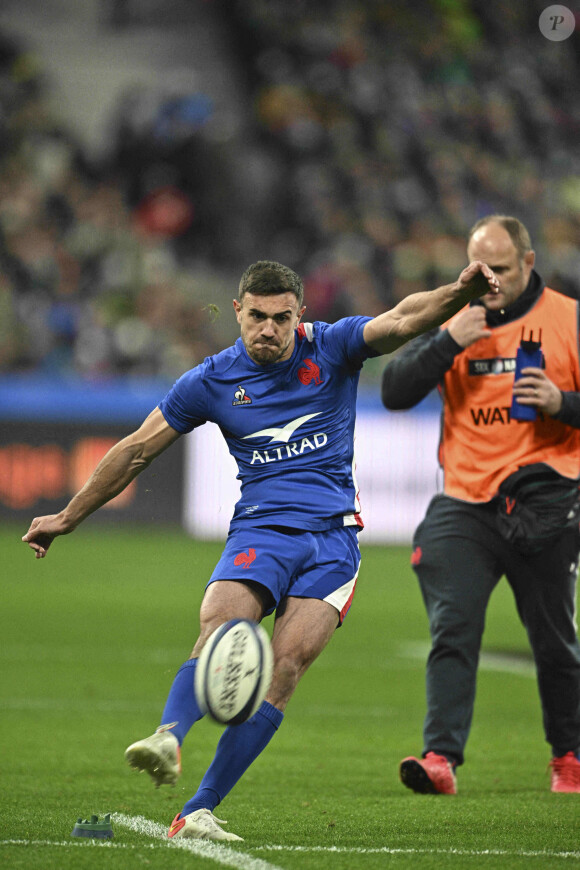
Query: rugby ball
195 619 273 725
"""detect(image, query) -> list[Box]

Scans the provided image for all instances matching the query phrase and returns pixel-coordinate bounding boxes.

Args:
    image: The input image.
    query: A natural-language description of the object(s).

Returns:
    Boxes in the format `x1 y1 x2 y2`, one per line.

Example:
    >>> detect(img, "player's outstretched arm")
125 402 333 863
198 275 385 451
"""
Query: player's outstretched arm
363 260 499 355
22 408 181 559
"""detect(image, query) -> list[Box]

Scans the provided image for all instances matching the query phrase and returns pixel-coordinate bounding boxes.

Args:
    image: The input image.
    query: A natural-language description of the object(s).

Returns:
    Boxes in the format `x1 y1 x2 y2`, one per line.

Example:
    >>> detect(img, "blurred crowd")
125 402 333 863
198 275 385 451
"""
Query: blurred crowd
0 29 235 380
226 0 580 311
0 0 579 382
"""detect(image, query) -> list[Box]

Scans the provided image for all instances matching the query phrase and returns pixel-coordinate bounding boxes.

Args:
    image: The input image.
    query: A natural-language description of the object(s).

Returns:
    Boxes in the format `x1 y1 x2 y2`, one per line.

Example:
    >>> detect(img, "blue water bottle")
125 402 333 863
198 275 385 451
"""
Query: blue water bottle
511 328 544 421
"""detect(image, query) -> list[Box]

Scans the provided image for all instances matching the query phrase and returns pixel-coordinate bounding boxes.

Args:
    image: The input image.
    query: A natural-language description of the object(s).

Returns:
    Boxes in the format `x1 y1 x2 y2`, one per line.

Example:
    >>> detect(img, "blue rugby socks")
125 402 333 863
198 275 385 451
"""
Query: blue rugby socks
157 663 285 817
180 700 284 816
159 659 204 745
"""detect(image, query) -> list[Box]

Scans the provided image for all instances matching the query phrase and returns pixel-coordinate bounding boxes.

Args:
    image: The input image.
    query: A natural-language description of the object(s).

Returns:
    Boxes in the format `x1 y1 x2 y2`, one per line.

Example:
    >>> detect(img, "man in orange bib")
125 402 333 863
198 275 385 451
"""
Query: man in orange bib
382 215 580 794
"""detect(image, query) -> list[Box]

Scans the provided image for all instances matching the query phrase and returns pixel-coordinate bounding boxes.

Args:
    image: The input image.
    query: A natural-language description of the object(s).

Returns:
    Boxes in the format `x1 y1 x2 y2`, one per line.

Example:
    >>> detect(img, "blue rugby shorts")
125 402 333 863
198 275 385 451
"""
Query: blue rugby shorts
207 524 361 624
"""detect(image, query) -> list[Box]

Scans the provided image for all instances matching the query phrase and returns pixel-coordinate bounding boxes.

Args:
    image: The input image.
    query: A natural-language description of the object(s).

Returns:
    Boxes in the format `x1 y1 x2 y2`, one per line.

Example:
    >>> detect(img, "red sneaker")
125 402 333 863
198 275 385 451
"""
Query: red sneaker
400 751 457 794
550 752 580 793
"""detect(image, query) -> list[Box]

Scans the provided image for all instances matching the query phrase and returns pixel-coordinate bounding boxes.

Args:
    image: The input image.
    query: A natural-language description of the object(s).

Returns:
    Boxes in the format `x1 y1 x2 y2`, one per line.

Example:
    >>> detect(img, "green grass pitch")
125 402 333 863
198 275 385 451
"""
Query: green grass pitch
2 522 579 869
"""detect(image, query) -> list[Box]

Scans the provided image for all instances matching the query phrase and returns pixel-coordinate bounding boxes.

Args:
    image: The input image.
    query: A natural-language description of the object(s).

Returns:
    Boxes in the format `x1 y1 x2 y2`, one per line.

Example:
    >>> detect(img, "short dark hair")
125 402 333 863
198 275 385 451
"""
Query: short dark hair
468 215 533 260
238 260 304 306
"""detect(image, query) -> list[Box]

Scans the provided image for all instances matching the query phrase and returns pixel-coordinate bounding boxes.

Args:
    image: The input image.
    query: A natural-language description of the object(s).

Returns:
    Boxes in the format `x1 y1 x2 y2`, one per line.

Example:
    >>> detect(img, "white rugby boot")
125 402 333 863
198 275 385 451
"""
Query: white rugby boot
168 808 243 842
125 725 181 787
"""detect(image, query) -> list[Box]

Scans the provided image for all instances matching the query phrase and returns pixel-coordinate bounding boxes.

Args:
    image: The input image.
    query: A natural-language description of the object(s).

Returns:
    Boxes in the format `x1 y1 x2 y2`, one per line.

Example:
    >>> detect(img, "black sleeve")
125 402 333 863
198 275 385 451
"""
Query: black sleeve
381 328 464 410
550 292 580 429
553 391 580 429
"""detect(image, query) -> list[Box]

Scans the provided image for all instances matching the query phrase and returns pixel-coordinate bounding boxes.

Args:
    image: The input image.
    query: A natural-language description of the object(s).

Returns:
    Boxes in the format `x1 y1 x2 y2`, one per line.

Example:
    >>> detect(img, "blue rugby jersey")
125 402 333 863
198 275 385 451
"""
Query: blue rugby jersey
159 316 377 530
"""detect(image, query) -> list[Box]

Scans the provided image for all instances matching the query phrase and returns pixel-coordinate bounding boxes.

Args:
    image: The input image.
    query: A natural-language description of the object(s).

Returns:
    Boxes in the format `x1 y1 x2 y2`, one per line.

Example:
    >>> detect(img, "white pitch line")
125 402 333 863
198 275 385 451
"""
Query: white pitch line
4 837 580 863
256 845 580 860
114 813 284 870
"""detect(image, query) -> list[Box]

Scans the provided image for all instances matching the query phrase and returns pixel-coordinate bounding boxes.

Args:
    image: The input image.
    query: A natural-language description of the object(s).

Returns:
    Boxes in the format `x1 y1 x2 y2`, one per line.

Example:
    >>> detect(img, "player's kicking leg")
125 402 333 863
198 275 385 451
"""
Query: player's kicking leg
125 580 264 790
169 594 340 842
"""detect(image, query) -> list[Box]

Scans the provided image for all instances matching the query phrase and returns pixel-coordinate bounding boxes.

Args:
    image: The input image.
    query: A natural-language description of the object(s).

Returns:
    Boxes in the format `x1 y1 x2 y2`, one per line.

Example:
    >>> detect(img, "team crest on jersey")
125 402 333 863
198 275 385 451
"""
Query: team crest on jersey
298 358 323 385
234 548 256 569
233 385 252 406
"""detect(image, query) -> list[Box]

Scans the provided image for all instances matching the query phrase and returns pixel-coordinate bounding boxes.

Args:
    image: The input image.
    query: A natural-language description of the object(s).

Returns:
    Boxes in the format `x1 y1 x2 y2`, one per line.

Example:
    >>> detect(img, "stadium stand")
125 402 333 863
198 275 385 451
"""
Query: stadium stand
0 0 578 381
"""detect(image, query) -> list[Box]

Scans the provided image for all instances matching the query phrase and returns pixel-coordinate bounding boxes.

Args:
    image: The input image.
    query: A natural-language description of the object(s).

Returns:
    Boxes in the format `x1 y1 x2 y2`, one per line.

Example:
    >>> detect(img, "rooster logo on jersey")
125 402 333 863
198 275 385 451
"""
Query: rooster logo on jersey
298 358 323 386
234 548 256 568
233 385 252 406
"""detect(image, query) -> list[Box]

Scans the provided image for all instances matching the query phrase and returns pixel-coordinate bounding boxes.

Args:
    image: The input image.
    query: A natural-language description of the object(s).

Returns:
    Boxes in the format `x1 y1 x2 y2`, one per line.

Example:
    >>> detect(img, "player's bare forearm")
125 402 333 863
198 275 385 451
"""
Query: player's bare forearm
22 408 181 558
363 261 499 355
66 440 152 524
22 441 149 559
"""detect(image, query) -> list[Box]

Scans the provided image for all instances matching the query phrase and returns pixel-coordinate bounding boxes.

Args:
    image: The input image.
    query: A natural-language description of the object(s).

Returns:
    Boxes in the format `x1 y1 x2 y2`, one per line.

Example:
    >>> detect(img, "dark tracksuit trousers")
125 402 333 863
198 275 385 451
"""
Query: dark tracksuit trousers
412 493 580 766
